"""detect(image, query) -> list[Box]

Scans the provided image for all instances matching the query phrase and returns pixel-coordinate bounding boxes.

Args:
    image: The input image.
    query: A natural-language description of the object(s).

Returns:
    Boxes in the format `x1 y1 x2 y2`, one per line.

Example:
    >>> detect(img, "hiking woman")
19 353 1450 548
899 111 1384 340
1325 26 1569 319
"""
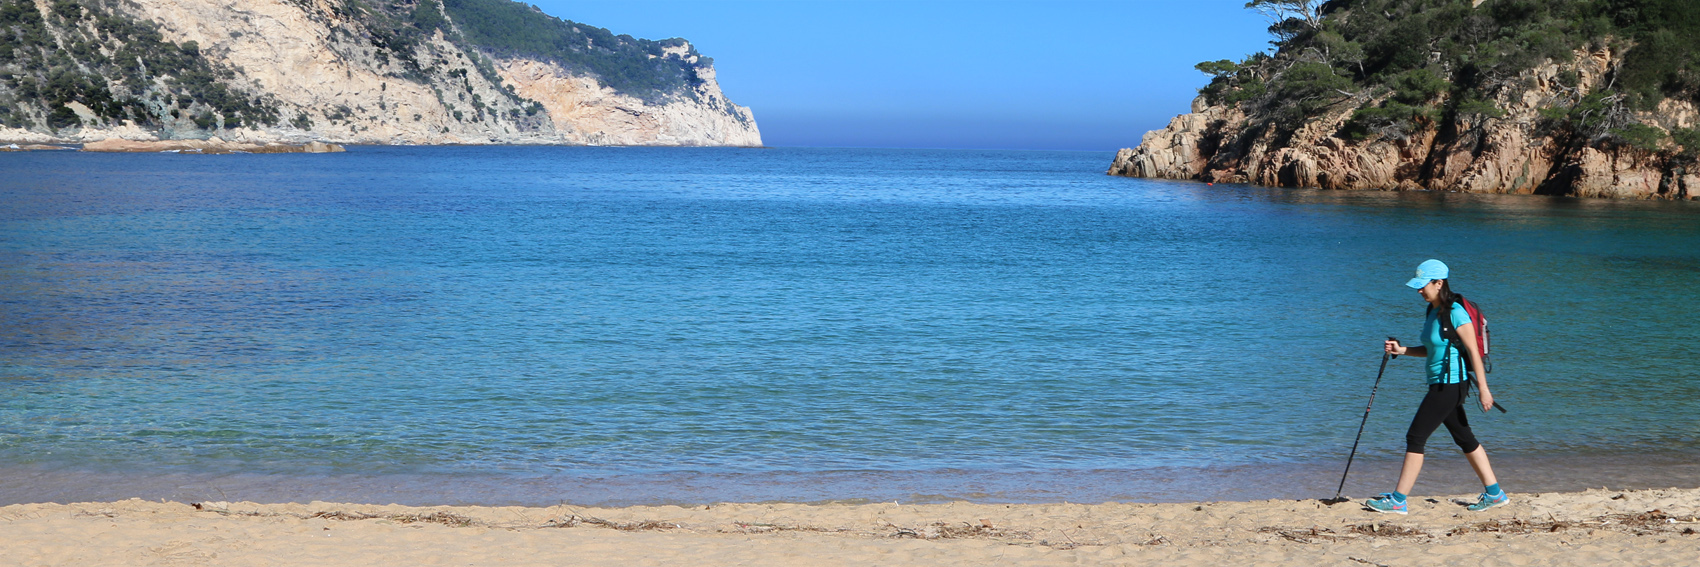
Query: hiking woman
1365 259 1508 514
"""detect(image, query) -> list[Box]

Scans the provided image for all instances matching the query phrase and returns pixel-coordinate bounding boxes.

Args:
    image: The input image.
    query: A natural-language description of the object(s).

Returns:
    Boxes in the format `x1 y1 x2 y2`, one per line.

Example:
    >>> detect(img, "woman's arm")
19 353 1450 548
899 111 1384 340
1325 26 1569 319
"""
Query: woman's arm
1454 321 1493 411
1384 339 1425 358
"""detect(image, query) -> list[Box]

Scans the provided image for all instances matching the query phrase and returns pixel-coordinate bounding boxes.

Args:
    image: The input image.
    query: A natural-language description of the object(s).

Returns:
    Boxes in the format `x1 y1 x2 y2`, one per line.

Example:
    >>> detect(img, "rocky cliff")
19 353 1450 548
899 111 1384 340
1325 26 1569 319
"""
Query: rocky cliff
1110 0 1700 200
0 0 760 146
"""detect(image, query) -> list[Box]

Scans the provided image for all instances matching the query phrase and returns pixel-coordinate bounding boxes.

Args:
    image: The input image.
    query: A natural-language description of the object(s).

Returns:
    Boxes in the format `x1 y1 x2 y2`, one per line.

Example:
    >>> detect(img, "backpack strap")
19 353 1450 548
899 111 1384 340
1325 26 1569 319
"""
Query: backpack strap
1437 296 1462 344
1440 298 1489 412
1435 299 1470 387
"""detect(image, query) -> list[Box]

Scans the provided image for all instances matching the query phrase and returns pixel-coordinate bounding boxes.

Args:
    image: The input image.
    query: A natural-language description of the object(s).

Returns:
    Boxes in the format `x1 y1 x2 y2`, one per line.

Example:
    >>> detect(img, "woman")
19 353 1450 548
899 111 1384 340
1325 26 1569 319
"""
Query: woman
1365 259 1508 514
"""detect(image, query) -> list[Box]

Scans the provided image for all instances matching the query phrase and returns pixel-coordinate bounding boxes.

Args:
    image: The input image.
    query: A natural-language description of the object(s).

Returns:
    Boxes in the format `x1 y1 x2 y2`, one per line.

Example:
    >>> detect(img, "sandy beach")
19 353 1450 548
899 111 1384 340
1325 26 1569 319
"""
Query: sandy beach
3 487 1695 566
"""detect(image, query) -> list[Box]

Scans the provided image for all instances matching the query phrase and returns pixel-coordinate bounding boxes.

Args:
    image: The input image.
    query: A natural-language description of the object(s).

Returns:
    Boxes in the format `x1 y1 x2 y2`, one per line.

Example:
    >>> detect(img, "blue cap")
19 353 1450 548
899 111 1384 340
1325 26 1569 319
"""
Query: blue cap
1405 259 1449 289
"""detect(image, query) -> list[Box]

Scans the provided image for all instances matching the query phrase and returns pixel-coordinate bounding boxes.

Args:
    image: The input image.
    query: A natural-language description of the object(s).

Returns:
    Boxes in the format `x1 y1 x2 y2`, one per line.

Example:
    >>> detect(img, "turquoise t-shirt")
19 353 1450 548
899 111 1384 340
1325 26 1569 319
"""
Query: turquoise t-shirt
1422 302 1473 384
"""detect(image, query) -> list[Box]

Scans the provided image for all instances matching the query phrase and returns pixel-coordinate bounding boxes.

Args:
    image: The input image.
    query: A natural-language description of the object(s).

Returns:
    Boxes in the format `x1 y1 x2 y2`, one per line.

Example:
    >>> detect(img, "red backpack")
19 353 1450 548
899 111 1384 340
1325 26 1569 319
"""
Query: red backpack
1431 294 1504 412
1435 294 1491 374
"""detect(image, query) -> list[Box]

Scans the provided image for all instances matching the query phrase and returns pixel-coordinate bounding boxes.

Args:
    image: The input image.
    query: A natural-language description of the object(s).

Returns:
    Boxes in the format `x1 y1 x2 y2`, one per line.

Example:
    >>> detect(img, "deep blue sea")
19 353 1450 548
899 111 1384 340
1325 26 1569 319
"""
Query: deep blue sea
2 147 1698 506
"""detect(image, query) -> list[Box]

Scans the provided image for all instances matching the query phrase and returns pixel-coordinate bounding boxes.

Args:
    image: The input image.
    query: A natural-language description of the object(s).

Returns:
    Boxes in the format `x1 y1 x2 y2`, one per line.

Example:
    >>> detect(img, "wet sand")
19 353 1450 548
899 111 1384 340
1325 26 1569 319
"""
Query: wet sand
7 453 1699 509
3 487 1695 566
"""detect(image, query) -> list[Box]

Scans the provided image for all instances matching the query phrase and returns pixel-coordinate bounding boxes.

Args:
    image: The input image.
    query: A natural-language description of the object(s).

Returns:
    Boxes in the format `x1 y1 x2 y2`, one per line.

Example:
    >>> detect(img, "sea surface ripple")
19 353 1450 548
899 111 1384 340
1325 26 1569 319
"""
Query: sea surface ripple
1 147 1697 505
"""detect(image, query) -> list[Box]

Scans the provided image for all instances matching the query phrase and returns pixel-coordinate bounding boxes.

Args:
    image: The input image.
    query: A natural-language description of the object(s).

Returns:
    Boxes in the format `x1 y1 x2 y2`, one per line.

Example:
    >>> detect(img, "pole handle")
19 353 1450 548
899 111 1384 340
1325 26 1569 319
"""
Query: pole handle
1387 336 1400 359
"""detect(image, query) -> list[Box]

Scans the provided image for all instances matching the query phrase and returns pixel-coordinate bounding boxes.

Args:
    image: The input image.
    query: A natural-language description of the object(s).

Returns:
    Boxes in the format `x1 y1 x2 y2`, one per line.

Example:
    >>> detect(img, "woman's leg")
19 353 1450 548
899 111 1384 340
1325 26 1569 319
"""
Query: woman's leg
1395 452 1424 495
1464 445 1498 487
1398 384 1455 494
1451 406 1509 509
1440 400 1498 487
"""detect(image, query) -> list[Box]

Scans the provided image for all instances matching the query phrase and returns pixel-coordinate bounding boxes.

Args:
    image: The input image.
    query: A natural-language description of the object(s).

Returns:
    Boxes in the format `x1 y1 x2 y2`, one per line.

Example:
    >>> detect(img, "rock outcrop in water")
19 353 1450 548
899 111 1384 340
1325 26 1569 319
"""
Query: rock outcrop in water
0 0 760 147
1110 0 1700 200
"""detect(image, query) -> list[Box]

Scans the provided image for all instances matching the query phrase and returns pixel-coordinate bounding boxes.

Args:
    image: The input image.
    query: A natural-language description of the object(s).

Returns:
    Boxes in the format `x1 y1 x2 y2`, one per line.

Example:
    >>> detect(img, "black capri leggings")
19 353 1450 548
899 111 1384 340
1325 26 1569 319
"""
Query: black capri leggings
1405 382 1481 455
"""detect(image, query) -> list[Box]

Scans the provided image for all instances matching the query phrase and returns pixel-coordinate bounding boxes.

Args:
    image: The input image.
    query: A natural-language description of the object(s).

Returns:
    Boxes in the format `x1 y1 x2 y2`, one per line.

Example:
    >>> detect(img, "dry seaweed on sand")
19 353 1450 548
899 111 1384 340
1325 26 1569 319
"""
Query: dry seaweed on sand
1259 526 1343 543
1260 522 1428 543
191 503 480 527
543 514 681 531
885 521 1101 550
310 511 478 527
887 520 1034 541
723 522 843 534
1449 509 1687 537
1345 522 1428 537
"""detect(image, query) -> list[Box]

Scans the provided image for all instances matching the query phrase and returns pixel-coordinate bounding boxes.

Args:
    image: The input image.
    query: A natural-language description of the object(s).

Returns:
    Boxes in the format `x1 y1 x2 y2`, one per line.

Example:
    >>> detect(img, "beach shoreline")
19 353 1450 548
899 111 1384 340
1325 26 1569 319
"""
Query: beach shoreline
4 487 1695 565
7 451 1699 510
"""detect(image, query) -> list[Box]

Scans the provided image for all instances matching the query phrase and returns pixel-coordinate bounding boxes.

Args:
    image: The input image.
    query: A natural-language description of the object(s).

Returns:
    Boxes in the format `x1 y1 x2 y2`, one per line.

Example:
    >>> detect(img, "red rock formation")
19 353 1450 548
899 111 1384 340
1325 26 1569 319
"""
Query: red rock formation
1111 49 1700 200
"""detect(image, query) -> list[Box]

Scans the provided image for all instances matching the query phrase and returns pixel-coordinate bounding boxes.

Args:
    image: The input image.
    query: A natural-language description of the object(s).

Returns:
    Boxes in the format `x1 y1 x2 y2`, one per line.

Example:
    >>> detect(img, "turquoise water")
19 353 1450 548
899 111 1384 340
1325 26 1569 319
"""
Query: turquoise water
2 147 1698 505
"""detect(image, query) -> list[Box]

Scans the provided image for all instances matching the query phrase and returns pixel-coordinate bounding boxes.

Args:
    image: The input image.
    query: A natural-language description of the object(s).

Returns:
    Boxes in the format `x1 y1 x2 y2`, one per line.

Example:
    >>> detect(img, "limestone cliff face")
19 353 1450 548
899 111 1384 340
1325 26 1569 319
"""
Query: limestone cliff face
1112 48 1699 200
495 58 759 147
0 0 760 146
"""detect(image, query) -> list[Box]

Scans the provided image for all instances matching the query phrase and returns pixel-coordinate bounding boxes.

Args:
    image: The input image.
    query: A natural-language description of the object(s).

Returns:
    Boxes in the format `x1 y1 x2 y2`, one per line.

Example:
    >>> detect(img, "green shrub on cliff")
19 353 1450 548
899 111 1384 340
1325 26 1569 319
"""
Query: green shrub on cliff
438 0 704 101
1389 68 1448 105
1611 122 1668 150
1197 53 1273 105
348 0 707 102
1342 101 1433 140
1671 127 1700 156
1271 62 1357 122
1452 97 1505 118
1337 67 1447 138
411 0 449 33
1227 76 1269 105
1196 59 1242 79
1202 0 1700 145
0 0 277 132
1600 0 1700 109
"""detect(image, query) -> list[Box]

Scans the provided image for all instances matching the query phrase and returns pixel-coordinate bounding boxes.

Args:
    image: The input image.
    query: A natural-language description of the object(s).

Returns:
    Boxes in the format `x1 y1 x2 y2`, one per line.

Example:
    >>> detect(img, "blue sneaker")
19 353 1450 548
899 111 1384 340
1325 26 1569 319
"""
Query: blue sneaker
1364 493 1408 515
1466 490 1509 512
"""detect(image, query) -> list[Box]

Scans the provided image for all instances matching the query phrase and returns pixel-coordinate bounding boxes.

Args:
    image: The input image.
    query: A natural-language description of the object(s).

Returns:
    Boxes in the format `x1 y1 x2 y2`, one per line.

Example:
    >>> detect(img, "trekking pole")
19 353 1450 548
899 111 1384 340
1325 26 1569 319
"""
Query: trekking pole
1325 337 1398 504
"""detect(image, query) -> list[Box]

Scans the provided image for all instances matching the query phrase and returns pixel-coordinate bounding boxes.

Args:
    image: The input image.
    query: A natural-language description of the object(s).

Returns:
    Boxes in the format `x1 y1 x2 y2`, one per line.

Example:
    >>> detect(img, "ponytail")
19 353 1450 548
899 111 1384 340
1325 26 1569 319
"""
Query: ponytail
1425 279 1456 320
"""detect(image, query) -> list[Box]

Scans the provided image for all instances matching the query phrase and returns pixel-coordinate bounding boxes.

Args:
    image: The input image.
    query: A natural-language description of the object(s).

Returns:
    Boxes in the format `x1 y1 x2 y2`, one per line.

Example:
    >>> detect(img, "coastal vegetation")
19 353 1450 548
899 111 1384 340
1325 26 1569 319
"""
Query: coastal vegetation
0 0 278 132
1198 0 1700 152
0 0 717 135
337 0 707 103
1113 0 1700 198
439 0 707 102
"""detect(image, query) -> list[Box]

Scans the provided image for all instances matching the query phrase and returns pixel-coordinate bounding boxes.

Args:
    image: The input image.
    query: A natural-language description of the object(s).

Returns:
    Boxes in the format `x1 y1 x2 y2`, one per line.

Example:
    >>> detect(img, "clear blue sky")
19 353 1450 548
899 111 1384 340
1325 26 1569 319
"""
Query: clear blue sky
528 1 1274 150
